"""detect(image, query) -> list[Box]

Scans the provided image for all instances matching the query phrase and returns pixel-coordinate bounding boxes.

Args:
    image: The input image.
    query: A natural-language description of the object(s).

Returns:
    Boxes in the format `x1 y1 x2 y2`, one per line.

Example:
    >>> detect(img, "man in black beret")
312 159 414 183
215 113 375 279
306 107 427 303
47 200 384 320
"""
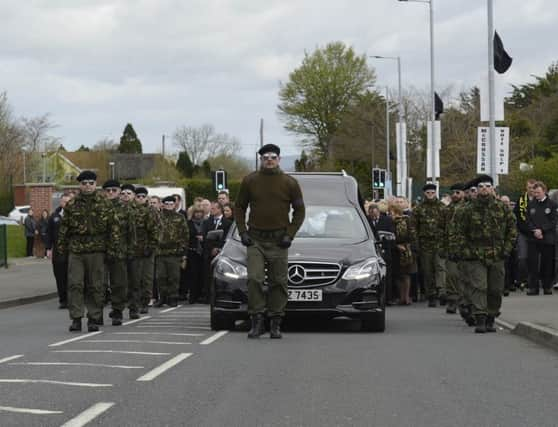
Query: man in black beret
443 183 466 314
449 174 517 333
57 171 120 332
413 183 446 307
235 143 305 339
154 196 188 307
129 185 159 314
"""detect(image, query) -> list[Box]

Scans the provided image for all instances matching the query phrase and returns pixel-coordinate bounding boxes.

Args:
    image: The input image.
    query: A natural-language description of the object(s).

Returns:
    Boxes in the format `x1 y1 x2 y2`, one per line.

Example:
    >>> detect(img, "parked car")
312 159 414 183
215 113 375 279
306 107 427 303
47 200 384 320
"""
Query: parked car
8 205 31 223
0 216 20 225
209 171 387 333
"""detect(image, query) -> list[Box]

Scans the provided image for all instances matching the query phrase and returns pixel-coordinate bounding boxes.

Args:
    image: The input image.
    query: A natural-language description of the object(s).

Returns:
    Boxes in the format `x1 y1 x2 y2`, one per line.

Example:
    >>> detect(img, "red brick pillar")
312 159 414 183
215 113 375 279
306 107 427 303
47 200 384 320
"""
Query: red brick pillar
28 184 56 257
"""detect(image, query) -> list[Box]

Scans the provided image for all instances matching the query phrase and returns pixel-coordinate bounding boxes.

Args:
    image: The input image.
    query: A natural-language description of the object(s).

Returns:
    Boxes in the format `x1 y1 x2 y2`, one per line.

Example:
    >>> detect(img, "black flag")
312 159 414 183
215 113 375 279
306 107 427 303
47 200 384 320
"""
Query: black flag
494 31 512 74
434 92 444 120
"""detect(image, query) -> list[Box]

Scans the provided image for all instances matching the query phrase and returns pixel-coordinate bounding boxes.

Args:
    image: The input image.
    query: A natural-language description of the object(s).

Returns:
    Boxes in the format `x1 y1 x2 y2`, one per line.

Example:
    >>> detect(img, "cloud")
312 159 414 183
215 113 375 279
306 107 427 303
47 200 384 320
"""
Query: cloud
0 0 556 157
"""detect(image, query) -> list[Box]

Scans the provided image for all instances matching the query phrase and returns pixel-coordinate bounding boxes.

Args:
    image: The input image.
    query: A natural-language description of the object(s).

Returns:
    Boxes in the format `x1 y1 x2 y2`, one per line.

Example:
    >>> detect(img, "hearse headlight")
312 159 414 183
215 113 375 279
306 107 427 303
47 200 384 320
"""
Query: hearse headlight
215 257 247 280
342 258 380 281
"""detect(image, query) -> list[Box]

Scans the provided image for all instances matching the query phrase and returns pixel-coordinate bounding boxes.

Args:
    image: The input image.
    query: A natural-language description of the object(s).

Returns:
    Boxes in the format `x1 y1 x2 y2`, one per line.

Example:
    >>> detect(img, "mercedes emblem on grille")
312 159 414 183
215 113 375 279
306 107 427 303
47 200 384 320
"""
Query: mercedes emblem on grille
288 264 306 285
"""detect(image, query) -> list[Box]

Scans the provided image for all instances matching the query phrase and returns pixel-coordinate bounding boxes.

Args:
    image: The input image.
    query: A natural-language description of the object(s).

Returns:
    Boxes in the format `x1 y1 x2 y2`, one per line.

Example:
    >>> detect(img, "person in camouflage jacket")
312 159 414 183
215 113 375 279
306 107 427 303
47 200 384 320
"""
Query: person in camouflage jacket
128 186 160 314
155 196 189 306
449 175 517 333
57 171 120 332
412 183 447 306
442 183 466 314
104 182 135 324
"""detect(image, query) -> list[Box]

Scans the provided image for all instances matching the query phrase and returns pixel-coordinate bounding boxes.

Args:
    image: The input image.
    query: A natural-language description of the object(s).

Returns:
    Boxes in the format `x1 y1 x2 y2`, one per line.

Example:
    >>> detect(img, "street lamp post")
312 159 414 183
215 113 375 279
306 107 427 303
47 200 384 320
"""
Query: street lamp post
370 55 405 197
398 0 436 187
109 161 115 179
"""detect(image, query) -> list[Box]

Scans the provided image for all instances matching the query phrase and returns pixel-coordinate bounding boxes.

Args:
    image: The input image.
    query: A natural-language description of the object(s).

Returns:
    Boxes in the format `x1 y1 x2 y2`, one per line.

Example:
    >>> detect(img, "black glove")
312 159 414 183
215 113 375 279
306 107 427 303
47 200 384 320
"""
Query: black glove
278 235 292 249
240 231 254 247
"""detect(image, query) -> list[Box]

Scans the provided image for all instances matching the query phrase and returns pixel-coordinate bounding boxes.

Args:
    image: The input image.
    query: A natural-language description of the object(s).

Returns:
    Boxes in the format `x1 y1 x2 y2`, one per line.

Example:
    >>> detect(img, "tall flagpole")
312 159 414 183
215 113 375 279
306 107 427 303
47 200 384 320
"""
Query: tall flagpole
487 0 498 186
429 0 436 186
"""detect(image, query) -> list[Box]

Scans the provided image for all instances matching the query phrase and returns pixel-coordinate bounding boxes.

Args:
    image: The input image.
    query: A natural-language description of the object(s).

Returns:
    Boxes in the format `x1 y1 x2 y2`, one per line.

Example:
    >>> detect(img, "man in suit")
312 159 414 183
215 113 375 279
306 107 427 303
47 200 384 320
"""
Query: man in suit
200 201 232 302
368 204 396 304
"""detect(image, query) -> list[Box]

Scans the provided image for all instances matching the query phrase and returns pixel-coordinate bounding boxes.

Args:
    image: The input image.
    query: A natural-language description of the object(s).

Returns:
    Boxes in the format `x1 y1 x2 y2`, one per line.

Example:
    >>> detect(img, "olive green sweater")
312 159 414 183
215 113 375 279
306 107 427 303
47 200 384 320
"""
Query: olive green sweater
234 168 305 239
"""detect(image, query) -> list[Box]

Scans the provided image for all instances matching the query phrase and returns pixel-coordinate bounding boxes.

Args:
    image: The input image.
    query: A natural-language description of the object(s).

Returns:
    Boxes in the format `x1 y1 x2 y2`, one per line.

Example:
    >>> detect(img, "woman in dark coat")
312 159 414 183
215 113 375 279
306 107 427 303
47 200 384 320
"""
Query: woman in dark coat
186 208 206 304
389 202 417 305
23 208 37 257
39 209 50 258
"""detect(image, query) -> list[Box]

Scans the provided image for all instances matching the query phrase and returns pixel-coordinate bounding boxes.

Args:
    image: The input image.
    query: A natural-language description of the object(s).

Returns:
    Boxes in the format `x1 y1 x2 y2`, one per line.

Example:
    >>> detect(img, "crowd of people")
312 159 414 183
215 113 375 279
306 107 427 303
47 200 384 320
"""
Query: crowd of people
22 165 556 335
38 170 234 332
365 176 557 333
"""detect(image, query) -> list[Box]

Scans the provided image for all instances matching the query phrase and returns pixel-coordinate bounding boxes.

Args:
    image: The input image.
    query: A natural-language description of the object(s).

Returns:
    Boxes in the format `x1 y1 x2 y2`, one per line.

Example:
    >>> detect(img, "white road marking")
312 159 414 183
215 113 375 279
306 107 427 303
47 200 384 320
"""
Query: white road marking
9 362 143 369
136 325 211 330
0 405 63 415
122 316 151 326
83 340 191 345
136 353 192 382
160 305 183 313
200 331 228 345
112 332 204 337
48 331 103 347
0 355 23 364
60 402 114 427
52 350 170 356
0 379 111 387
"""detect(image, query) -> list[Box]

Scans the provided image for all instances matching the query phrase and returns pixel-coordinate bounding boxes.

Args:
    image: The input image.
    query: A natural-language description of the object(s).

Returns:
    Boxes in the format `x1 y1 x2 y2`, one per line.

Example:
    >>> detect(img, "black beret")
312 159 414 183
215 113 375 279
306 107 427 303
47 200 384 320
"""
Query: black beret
464 180 476 190
77 170 97 182
258 144 280 156
121 184 135 192
162 196 176 203
423 183 437 192
474 174 494 185
450 182 465 191
134 186 148 196
102 179 120 189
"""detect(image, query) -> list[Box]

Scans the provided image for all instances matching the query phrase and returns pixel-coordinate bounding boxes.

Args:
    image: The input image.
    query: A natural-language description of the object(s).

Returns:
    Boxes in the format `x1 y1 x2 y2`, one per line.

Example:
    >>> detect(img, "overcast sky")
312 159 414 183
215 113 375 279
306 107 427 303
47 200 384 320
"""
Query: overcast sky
0 0 556 158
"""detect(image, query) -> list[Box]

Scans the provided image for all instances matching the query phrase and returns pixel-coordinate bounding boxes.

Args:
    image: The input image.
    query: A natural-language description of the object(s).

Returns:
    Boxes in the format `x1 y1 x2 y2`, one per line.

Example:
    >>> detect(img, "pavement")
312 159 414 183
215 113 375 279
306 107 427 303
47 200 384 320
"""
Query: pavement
497 291 558 352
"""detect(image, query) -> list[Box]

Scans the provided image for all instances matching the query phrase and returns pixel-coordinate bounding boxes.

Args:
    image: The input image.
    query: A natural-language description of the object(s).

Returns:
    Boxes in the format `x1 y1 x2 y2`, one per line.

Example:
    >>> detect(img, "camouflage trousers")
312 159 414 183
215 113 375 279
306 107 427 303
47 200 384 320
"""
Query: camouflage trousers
67 252 105 321
419 251 446 299
129 255 155 311
445 260 460 303
108 259 129 313
461 259 505 317
247 229 288 317
156 256 181 301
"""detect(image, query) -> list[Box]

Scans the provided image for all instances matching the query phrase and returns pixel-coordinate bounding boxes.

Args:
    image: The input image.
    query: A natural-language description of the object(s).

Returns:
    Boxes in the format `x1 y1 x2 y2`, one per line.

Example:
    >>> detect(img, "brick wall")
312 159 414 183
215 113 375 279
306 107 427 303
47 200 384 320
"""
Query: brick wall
28 184 55 257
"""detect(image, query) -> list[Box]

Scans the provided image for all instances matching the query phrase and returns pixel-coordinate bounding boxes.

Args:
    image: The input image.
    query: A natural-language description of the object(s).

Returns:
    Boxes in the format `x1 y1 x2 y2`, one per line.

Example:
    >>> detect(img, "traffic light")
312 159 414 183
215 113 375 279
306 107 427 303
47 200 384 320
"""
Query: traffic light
372 168 380 188
379 169 386 188
213 170 227 191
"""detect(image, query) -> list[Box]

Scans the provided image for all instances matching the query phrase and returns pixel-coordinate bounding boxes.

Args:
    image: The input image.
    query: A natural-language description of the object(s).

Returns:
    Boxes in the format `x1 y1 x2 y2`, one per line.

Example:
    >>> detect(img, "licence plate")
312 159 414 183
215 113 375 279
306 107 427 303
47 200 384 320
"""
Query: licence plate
288 289 323 301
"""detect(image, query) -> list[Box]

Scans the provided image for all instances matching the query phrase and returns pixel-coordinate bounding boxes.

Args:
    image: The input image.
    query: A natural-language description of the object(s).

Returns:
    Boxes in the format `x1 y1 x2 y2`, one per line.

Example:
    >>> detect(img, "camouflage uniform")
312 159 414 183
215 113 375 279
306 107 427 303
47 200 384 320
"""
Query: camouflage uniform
57 191 119 323
107 198 133 317
412 198 446 301
450 196 517 321
129 201 160 312
156 209 188 303
443 200 464 308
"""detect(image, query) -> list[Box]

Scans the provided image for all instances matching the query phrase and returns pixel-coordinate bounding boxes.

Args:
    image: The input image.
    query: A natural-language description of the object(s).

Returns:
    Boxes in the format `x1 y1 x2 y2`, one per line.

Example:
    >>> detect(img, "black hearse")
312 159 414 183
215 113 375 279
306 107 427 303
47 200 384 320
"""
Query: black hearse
208 172 386 332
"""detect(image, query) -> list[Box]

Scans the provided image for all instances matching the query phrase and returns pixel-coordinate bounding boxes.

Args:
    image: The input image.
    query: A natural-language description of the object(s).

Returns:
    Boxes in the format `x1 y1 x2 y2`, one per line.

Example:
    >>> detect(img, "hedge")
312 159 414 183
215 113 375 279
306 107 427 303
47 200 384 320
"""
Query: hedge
6 225 26 258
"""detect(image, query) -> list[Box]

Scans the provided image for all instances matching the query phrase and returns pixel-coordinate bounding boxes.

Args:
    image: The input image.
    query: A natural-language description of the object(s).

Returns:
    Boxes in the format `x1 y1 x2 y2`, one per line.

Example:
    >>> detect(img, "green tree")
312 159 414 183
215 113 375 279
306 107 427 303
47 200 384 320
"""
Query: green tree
205 154 252 180
176 150 194 178
118 123 142 153
77 144 90 152
278 41 376 161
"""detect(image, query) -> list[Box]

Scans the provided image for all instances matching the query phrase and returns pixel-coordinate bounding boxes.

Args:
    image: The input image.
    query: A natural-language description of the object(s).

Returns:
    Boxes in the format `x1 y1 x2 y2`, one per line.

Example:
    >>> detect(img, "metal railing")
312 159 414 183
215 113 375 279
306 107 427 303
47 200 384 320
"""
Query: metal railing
0 224 7 268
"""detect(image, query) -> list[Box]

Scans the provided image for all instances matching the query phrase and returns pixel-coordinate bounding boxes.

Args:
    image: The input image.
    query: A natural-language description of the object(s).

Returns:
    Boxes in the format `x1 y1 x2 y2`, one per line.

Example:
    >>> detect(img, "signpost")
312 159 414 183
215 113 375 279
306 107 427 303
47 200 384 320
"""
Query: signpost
477 127 509 175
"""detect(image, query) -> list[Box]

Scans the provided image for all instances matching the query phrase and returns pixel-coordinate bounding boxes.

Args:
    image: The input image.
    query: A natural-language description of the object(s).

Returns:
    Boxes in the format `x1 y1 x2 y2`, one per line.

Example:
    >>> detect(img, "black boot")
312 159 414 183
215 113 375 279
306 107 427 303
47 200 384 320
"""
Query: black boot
486 316 497 333
111 310 123 326
446 301 457 314
153 299 165 308
474 315 487 333
140 306 149 314
69 318 82 332
129 310 140 320
428 298 437 308
87 321 99 332
438 295 447 306
247 314 265 339
270 316 282 339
